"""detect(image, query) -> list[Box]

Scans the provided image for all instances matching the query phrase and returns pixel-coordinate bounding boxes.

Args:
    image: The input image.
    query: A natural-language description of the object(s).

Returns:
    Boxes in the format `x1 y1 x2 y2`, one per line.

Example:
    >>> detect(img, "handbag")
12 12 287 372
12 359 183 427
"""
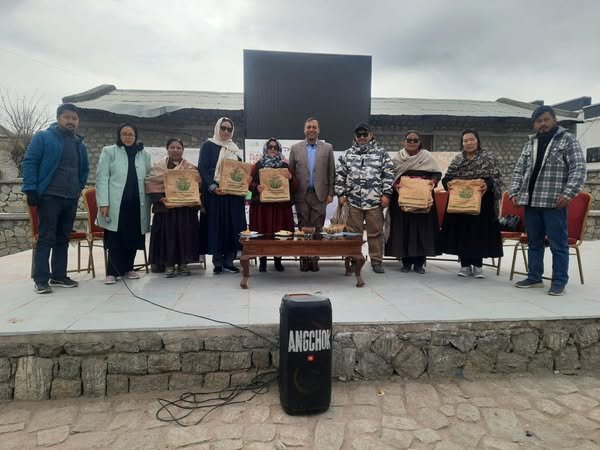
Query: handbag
499 215 520 232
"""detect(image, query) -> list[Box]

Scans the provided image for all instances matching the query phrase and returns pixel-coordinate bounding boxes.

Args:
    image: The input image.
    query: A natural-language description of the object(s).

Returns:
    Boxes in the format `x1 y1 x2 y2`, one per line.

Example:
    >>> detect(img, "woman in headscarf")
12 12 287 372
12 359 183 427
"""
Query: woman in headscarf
249 138 296 272
146 138 202 278
198 117 247 274
385 130 442 274
440 128 503 278
96 123 152 284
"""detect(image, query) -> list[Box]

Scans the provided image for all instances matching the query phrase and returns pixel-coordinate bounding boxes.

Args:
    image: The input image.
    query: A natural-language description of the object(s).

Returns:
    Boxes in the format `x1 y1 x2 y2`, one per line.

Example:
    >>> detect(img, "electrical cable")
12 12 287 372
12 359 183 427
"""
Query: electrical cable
109 259 279 348
155 370 279 427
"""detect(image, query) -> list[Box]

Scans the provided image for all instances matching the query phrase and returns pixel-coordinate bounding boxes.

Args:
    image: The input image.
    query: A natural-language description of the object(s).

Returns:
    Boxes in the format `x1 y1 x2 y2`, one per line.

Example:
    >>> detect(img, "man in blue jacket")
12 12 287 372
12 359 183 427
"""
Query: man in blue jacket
22 103 89 293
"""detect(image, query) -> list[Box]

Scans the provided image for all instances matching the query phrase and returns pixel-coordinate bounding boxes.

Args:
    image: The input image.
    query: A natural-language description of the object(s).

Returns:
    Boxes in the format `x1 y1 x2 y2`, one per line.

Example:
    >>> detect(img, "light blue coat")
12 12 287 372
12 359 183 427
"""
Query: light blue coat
95 144 152 233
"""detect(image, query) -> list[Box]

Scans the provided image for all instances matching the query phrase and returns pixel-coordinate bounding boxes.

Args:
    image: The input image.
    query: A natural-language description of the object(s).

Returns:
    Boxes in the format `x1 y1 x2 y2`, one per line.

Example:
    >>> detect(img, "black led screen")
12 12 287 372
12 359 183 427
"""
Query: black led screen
243 49 372 151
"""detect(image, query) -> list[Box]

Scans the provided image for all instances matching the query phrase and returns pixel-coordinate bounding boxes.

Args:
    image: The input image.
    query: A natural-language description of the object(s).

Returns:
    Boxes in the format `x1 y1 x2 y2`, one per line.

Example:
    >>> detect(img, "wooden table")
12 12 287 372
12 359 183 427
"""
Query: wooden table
239 234 366 289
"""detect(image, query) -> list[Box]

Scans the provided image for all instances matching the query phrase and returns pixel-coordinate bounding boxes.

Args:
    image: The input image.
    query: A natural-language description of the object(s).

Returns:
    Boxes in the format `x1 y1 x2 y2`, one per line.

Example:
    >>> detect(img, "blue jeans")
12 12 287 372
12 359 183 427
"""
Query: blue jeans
524 206 569 287
33 195 78 284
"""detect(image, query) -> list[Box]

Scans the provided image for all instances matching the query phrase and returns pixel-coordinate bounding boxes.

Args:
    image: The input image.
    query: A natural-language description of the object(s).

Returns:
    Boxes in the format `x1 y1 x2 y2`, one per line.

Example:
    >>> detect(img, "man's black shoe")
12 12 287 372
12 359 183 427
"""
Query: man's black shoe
223 265 240 273
49 277 78 288
213 266 223 274
35 282 52 294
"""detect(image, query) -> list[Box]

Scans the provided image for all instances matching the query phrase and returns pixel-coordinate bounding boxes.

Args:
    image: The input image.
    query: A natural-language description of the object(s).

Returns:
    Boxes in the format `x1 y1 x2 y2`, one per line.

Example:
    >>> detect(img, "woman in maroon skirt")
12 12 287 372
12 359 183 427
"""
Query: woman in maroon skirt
146 138 201 277
249 138 296 272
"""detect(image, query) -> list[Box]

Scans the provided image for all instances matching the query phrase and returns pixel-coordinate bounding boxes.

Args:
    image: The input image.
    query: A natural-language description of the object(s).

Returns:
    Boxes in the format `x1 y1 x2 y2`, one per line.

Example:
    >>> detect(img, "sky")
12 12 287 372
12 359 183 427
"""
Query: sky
1 0 599 117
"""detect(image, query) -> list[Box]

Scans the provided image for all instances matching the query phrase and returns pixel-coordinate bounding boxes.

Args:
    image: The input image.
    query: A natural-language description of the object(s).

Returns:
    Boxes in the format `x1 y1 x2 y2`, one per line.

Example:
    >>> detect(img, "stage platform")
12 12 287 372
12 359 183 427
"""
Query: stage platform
1 241 599 336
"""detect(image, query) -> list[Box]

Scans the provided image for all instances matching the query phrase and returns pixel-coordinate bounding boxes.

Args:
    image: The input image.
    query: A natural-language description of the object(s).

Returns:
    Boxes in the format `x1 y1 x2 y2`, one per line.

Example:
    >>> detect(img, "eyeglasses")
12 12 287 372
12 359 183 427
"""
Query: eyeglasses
355 132 369 138
267 145 278 150
405 138 420 143
220 125 233 132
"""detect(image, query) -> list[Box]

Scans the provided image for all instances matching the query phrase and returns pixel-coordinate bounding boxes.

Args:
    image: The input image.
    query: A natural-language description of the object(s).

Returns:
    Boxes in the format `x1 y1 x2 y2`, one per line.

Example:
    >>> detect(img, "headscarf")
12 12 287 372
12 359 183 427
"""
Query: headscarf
210 117 242 182
116 122 140 149
446 148 504 200
391 148 441 182
259 138 284 168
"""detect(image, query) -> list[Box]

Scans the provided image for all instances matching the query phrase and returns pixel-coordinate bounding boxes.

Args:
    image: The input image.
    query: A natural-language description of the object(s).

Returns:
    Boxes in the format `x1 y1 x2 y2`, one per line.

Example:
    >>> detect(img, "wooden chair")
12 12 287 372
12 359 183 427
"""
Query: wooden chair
496 192 527 276
27 203 91 277
82 188 107 278
82 188 149 277
510 191 592 284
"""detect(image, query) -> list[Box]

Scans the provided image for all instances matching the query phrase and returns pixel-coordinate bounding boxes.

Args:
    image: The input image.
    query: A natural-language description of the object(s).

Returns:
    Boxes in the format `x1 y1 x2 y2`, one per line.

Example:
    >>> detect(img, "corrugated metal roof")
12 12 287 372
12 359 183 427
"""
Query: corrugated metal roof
67 86 576 121
71 89 244 118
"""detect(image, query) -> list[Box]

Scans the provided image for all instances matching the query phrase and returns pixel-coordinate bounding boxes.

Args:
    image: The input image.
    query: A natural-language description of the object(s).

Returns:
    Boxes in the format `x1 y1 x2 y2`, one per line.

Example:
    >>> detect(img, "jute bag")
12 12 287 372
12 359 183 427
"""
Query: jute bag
219 159 252 196
398 176 433 213
259 168 290 202
163 170 201 208
447 179 483 215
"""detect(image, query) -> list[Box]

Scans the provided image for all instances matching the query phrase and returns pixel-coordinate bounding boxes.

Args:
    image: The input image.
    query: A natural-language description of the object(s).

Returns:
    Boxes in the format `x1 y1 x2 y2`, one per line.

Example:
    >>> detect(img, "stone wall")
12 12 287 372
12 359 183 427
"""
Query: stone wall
1 320 599 401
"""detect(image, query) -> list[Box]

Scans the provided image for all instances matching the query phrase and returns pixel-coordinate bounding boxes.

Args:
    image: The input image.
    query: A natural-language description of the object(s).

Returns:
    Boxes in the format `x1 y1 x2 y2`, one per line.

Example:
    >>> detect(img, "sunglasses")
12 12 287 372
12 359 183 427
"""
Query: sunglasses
220 125 233 132
267 145 278 150
355 131 369 138
405 138 420 143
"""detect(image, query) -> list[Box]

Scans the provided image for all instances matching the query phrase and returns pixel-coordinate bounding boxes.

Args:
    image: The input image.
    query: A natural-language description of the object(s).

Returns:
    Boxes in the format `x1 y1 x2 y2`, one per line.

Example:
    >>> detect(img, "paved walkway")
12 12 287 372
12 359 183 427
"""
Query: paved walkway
1 373 600 449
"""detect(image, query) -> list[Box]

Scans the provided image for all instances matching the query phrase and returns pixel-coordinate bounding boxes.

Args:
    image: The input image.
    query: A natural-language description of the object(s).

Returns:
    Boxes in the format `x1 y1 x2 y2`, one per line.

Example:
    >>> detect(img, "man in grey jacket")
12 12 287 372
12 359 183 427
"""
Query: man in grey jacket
509 105 586 296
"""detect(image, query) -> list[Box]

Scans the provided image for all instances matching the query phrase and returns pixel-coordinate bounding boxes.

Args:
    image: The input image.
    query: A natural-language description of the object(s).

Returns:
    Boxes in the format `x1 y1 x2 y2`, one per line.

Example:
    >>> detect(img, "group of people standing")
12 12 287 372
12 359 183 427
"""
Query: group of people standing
22 104 586 296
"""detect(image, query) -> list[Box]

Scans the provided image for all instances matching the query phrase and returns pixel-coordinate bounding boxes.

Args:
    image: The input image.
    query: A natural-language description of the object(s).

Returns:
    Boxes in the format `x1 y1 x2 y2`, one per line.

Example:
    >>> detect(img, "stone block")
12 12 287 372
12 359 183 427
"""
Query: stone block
37 344 64 358
0 343 34 357
475 334 510 355
204 372 230 390
575 324 600 348
129 374 169 393
0 382 12 400
204 336 245 351
544 328 570 352
529 351 554 371
137 336 163 351
148 353 180 373
113 341 140 353
428 346 466 376
251 350 270 369
511 331 539 356
0 358 10 382
581 343 600 370
164 337 201 353
230 370 258 386
106 374 129 396
58 355 81 379
432 331 476 352
169 373 204 391
334 331 355 349
352 332 373 352
242 334 277 349
392 344 427 378
181 352 220 374
82 358 107 397
355 352 394 378
13 356 54 400
555 345 581 374
220 352 252 370
496 352 529 373
107 353 147 374
314 420 345 450
333 346 356 379
64 342 113 355
271 350 279 368
51 378 82 399
371 332 403 361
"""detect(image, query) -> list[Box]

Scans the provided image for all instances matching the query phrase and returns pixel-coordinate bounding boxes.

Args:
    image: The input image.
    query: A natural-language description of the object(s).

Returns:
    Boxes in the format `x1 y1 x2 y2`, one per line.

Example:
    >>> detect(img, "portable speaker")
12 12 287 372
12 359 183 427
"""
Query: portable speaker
279 293 332 415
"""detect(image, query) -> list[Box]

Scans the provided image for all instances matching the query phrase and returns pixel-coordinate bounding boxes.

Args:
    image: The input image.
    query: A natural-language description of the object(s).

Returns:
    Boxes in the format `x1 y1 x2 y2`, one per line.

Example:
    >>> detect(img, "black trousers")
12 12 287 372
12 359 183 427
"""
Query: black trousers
107 247 138 276
402 256 426 268
460 256 483 268
33 195 78 284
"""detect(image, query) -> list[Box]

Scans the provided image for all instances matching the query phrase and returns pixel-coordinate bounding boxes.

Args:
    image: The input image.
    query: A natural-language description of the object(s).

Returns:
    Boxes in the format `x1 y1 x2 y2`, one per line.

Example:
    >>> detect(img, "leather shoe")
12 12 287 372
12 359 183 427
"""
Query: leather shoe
310 259 320 272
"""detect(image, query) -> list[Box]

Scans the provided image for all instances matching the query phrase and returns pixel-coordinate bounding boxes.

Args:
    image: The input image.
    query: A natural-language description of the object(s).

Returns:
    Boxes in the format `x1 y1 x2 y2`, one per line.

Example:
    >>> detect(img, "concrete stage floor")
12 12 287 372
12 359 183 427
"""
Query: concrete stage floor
0 241 599 335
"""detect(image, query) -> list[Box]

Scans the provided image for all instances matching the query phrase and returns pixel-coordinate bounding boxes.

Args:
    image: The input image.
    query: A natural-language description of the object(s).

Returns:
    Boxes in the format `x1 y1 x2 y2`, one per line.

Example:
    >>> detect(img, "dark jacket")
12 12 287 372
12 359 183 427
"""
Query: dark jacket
22 123 89 194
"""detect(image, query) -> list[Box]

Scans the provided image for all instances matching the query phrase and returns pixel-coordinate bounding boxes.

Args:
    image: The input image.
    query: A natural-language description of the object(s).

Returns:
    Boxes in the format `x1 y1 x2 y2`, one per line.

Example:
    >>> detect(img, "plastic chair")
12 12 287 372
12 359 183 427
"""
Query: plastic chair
27 202 91 277
510 192 592 284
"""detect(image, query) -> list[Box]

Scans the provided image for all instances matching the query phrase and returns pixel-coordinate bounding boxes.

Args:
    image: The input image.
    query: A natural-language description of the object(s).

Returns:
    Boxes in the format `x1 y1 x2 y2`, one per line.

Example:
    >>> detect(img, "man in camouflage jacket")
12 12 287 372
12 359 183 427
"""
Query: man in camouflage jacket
509 105 587 295
336 123 394 273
